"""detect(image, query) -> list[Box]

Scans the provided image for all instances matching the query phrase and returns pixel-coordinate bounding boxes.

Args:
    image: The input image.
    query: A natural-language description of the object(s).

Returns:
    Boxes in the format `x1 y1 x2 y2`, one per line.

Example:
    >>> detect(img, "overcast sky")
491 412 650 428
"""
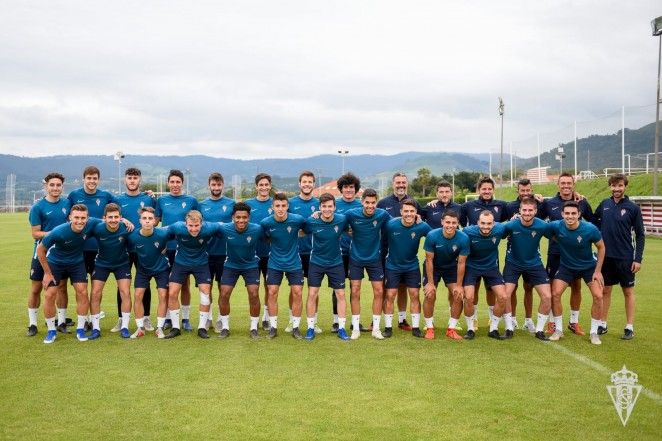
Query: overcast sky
0 1 659 159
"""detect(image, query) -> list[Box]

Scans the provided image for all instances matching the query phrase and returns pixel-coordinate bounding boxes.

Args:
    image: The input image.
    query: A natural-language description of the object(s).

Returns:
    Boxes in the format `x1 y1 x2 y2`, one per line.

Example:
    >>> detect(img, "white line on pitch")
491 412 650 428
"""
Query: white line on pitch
549 343 662 404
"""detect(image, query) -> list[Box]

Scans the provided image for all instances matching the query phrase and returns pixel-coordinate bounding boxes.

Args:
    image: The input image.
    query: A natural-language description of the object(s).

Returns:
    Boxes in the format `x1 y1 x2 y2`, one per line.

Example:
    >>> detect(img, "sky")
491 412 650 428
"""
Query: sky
0 0 660 159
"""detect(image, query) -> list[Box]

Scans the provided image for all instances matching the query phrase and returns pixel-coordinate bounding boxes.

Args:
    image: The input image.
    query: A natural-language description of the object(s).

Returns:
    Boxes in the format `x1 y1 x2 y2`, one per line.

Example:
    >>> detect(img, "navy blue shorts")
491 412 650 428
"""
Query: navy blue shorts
30 257 45 282
266 268 305 286
308 263 346 289
92 263 132 282
342 254 350 278
348 258 384 282
300 254 310 278
546 253 561 279
169 262 211 285
221 267 260 286
554 263 596 285
208 255 226 284
422 266 457 287
463 266 505 288
47 261 88 287
84 250 97 275
134 267 169 289
166 249 176 267
258 256 269 279
384 267 421 289
503 262 549 286
601 256 636 288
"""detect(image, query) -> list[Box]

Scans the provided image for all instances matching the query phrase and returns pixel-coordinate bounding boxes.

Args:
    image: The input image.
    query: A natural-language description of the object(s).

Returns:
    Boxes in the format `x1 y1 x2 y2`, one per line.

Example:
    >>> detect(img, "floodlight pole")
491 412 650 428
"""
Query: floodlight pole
498 97 504 188
337 148 349 175
654 22 662 195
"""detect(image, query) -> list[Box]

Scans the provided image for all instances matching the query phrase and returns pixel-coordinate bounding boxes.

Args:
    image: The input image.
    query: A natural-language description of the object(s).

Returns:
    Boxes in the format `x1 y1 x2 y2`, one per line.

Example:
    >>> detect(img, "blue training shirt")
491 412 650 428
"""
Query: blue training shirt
41 218 103 266
423 229 470 269
155 194 198 250
198 196 235 256
288 195 319 255
463 223 507 271
127 228 170 274
460 198 508 227
539 193 593 256
261 213 306 272
548 220 602 271
167 221 222 267
345 207 391 264
115 192 156 226
245 197 273 258
384 218 431 271
304 214 348 267
422 201 462 229
593 196 645 263
91 222 130 268
503 218 551 268
221 222 263 269
335 198 362 255
29 197 71 256
67 187 116 251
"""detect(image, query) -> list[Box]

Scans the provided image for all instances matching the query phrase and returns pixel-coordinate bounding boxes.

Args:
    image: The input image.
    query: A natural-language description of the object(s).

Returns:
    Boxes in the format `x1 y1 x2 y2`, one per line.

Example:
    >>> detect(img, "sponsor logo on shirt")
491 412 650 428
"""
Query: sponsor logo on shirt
552 206 559 211
46 211 53 215
122 204 129 207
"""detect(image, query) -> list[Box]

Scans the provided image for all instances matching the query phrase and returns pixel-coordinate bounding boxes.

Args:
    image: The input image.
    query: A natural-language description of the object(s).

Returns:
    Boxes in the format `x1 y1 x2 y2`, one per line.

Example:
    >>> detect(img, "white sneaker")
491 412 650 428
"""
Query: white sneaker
351 328 360 340
590 333 602 345
143 316 154 332
549 330 564 341
372 329 384 340
155 328 165 339
512 318 520 330
523 321 536 334
110 318 122 333
99 311 106 319
130 328 145 339
284 320 294 333
314 324 323 334
214 320 222 334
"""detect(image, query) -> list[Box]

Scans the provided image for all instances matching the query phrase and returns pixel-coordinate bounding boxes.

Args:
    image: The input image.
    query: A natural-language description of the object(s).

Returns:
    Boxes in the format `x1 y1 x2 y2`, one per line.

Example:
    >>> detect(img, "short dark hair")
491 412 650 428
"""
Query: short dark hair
442 209 459 220
208 172 224 184
233 201 251 215
437 181 451 190
517 178 531 187
125 168 141 176
83 166 100 178
255 173 272 185
479 209 494 219
337 172 361 192
139 207 156 215
400 198 417 209
70 204 88 213
563 200 580 212
319 193 336 205
520 197 537 208
362 188 378 200
392 172 407 181
608 173 628 186
103 203 121 216
273 192 288 203
558 172 574 182
168 169 184 182
476 176 495 191
299 170 315 183
44 172 65 184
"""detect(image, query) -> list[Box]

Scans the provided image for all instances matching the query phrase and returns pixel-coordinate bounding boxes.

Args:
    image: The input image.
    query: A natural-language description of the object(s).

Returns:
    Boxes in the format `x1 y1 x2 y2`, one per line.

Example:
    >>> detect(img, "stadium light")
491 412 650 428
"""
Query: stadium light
653 16 662 195
337 148 349 175
113 151 124 194
498 97 505 187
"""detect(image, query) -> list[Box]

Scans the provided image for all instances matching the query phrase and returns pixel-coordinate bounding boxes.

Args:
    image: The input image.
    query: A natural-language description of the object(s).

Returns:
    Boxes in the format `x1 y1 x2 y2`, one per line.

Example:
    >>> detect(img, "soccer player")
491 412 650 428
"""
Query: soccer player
539 172 593 335
548 201 605 345
245 173 273 331
113 167 156 333
88 203 133 339
423 210 469 340
345 188 391 340
27 172 71 336
36 204 102 343
127 207 170 339
383 199 431 338
377 172 422 331
303 193 350 341
218 202 264 339
164 210 222 339
288 171 320 332
593 174 645 340
460 177 508 331
333 172 364 333
261 193 306 339
462 210 508 340
502 198 552 341
198 172 235 332
155 169 198 331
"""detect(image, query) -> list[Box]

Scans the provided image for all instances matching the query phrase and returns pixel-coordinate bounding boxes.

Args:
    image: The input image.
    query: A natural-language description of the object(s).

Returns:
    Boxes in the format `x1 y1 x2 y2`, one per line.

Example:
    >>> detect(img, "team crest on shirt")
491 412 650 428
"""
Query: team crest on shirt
182 202 187 209
411 232 416 239
222 206 227 212
334 226 339 233
287 226 292 233
621 209 626 216
531 231 537 238
199 239 204 244
140 201 145 208
577 235 583 243
118 237 124 242
62 208 67 215
373 220 378 227
492 237 497 244
246 236 252 243
494 207 499 213
310 206 315 212
96 199 101 206
268 208 273 214
452 245 458 252
154 241 160 248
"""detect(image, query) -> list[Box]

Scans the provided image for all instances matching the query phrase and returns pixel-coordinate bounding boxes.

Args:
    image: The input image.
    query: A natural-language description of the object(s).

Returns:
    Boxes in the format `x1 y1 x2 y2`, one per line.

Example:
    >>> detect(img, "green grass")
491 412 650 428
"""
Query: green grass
0 213 660 440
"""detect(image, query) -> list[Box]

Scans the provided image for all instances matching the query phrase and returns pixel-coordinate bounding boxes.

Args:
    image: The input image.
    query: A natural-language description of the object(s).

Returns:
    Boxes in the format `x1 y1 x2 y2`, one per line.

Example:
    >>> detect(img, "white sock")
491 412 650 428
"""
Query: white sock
398 311 406 323
333 314 339 324
489 316 500 332
181 305 190 320
166 310 171 320
351 315 360 330
170 309 181 329
625 323 633 331
504 313 513 331
424 317 433 329
601 320 607 328
524 317 535 326
92 314 101 331
263 304 269 320
207 309 213 323
548 312 553 321
269 316 278 329
57 308 66 325
121 312 130 330
372 314 381 329
590 318 601 335
289 309 293 321
472 310 478 321
384 314 393 328
198 311 208 329
338 317 346 330
136 317 145 328
28 308 39 327
411 313 420 328
465 315 474 331
307 317 316 329
570 310 579 324
448 317 457 329
488 306 495 321
46 317 56 331
535 313 548 332
554 315 562 332
220 315 229 330
293 317 301 328
157 317 165 329
77 315 86 330
250 316 259 330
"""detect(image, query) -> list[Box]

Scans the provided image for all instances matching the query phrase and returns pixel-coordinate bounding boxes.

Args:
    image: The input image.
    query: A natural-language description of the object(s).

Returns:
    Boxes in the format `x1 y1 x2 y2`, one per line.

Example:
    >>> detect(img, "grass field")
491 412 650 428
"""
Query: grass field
0 213 660 440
